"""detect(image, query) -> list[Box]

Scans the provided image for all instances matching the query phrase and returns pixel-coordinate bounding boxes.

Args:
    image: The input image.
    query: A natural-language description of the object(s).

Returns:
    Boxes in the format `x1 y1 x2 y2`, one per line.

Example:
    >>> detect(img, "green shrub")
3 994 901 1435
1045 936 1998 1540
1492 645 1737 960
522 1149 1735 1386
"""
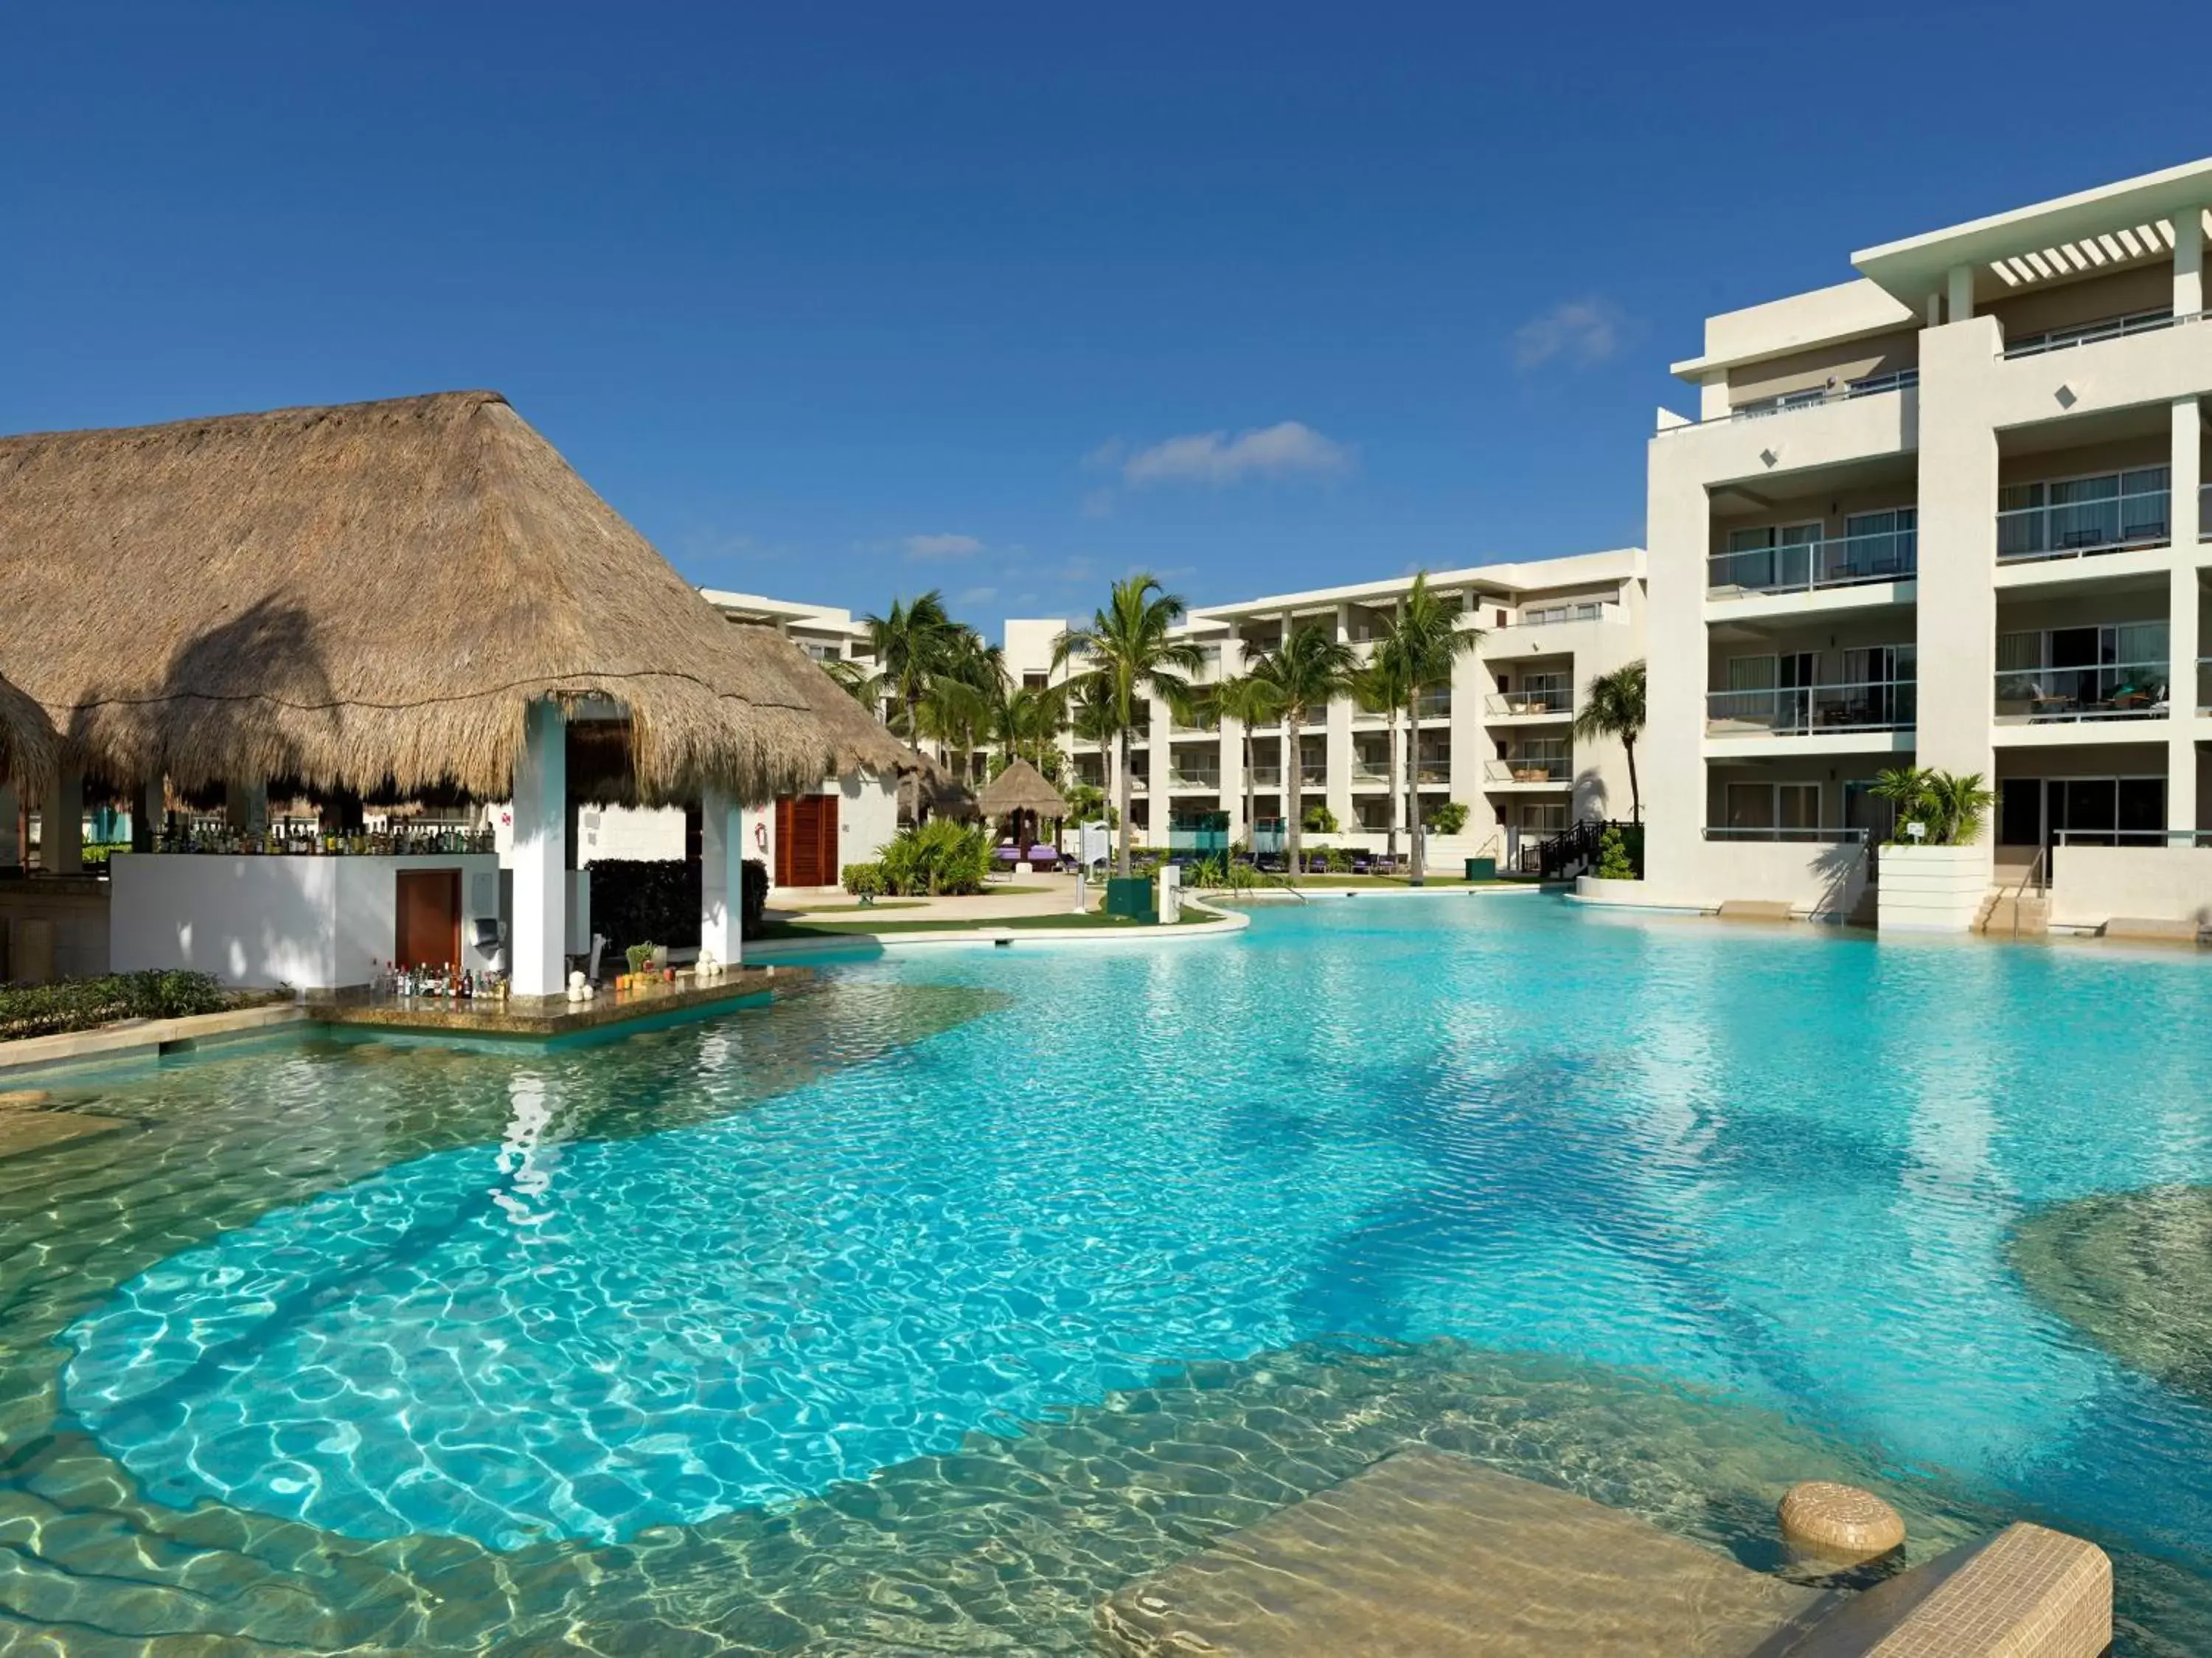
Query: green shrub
1424 799 1469 836
1595 825 1639 881
841 861 886 899
878 820 992 895
0 970 228 1041
1301 802 1338 834
1324 847 1357 873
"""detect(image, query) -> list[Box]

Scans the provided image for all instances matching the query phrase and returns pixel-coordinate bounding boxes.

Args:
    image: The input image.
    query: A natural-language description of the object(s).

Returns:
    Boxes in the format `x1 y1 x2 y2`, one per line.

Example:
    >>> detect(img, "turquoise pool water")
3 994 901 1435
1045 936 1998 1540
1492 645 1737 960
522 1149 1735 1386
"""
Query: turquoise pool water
15 898 2212 1651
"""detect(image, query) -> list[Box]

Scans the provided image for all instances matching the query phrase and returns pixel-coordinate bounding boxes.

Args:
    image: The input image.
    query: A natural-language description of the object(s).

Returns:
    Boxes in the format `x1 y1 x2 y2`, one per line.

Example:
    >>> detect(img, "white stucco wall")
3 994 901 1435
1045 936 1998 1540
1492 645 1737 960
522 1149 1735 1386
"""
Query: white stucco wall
2052 844 2212 930
111 853 500 990
1877 844 1992 933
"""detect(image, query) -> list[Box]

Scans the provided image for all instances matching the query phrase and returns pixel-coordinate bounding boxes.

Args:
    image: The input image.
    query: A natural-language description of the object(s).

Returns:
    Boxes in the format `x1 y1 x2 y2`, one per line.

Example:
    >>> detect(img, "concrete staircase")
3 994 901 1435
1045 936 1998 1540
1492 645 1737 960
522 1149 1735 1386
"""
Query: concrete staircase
1975 888 2049 938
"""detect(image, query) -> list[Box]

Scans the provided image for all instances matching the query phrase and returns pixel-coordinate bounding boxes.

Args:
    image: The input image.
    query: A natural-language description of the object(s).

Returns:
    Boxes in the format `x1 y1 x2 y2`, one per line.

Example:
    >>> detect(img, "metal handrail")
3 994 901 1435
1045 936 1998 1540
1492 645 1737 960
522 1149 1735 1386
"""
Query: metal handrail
1994 660 2168 722
1730 368 1920 421
1516 602 1607 626
1996 491 2169 563
1705 678 1916 735
1486 757 1570 783
1485 688 1573 715
1700 827 1869 844
2002 307 2184 359
1707 525 1918 596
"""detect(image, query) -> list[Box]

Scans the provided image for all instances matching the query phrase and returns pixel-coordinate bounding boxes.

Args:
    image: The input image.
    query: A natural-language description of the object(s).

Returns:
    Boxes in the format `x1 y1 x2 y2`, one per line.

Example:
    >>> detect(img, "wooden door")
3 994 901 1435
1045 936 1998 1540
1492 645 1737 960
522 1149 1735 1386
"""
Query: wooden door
773 794 838 887
395 869 462 968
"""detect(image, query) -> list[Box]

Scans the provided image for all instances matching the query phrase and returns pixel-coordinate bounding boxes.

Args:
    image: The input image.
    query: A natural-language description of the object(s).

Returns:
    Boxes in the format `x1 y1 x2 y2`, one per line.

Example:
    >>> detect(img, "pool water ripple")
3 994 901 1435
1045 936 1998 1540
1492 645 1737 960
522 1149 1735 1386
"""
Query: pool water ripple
19 901 2212 1652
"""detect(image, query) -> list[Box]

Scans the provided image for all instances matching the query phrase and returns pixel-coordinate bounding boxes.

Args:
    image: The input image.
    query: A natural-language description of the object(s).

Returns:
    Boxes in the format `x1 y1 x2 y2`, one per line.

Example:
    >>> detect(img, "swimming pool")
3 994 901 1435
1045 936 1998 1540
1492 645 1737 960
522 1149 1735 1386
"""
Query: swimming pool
10 898 2212 1651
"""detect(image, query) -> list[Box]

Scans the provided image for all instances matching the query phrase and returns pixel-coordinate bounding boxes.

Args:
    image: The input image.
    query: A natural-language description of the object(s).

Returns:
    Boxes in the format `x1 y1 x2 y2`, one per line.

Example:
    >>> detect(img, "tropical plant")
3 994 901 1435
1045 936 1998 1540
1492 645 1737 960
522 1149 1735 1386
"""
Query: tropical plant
1571 659 1647 825
1595 825 1638 881
841 861 886 900
992 683 1065 770
876 819 994 895
1249 622 1357 875
1054 575 1206 876
861 591 960 743
1302 801 1338 834
1063 781 1116 828
1370 573 1485 881
821 657 884 710
916 674 992 785
1206 671 1285 862
1425 799 1469 836
624 943 653 977
1871 766 1992 847
1352 659 1411 864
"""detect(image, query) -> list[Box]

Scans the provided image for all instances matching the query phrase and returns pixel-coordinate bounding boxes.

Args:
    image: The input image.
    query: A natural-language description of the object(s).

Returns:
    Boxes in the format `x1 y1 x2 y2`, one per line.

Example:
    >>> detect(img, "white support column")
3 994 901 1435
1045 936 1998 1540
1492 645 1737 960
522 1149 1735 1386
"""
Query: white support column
0 783 18 870
1220 716 1246 848
2177 207 2206 319
2174 397 2204 835
700 791 743 967
509 699 568 996
1326 604 1354 837
44 766 83 875
1946 263 1975 323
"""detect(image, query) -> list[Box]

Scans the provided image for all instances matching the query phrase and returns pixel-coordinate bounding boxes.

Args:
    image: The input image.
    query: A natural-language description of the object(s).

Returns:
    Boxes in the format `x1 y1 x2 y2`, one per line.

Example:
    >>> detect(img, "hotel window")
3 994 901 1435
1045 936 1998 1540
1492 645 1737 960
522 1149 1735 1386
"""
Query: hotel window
1725 782 1819 831
1723 522 1821 590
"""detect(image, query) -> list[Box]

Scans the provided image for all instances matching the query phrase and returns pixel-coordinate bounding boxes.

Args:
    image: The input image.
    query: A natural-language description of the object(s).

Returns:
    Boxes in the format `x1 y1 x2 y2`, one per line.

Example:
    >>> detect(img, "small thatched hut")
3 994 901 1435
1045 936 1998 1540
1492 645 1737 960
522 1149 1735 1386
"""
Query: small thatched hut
0 670 57 789
898 749 978 825
0 390 892 805
975 757 1067 856
0 390 907 992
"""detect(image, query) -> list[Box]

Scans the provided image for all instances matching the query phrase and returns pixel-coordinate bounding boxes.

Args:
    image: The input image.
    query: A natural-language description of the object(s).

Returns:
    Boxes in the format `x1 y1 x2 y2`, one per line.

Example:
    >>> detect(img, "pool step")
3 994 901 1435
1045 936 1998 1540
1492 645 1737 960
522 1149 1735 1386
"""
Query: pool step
1975 890 2049 938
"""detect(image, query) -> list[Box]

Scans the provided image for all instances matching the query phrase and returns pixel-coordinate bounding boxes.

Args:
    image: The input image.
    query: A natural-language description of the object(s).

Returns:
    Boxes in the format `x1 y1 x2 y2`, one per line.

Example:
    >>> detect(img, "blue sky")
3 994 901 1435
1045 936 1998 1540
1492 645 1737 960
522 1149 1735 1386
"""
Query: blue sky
4 3 2205 637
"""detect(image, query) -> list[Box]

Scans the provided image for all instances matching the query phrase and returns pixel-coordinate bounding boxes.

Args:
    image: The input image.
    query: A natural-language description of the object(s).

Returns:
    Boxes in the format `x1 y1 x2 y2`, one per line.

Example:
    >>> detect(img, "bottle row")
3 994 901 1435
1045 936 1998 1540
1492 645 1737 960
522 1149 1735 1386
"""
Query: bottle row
152 826 498 856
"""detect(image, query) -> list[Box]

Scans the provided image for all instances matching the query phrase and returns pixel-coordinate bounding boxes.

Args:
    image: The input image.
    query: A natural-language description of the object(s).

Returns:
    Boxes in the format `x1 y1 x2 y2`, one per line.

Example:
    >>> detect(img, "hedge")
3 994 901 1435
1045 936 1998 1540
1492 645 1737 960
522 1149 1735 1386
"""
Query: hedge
0 970 229 1041
587 857 769 962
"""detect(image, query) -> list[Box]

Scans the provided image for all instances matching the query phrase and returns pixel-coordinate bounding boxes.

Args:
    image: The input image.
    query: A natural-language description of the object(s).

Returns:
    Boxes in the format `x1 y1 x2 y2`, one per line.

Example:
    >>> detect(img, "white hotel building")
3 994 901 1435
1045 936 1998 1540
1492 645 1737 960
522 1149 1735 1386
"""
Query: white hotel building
1002 551 1647 863
1644 157 2212 928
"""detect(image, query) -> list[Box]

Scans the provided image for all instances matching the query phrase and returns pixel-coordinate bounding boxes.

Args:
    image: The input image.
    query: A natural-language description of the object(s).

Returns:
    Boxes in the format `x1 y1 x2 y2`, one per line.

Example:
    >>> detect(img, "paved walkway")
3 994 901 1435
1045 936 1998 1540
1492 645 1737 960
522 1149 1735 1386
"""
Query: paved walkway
771 873 1099 924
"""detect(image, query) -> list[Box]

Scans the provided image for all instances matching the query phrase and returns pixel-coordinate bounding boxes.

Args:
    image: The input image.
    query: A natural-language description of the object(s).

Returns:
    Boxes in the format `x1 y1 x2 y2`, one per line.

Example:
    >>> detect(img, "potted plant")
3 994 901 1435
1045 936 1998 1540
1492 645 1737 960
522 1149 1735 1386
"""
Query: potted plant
1871 767 1996 933
623 942 651 990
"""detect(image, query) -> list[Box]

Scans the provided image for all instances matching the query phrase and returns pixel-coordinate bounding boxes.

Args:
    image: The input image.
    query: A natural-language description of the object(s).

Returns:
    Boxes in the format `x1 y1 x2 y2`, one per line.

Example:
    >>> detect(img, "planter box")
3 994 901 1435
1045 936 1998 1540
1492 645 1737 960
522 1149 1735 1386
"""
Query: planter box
1877 844 1992 934
1574 875 1646 904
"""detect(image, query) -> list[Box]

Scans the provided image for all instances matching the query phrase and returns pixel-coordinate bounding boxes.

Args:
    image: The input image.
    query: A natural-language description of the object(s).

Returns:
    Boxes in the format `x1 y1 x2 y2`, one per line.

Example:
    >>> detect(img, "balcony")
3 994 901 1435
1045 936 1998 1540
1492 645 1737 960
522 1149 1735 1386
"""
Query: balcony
1414 690 1451 720
1299 763 1328 788
1486 757 1570 785
1701 826 1868 844
1995 662 2170 724
1168 769 1221 791
1414 761 1451 785
1997 471 2168 564
1517 601 1606 626
1247 766 1282 787
1351 760 1393 786
1726 368 1919 423
1485 686 1573 718
1706 679 1916 738
2001 306 2177 360
1708 524 1917 597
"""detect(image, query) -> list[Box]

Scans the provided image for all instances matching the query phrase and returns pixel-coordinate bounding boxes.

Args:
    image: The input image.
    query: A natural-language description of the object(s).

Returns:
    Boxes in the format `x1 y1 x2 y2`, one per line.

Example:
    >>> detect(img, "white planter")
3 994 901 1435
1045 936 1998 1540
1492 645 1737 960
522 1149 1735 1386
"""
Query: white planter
1877 844 1992 934
1574 875 1646 904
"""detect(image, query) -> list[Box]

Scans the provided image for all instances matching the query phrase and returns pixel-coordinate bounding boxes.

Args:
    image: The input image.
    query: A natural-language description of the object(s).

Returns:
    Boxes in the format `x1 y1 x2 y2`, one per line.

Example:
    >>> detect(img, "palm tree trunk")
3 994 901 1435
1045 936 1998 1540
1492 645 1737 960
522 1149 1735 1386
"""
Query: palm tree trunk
1285 710 1303 875
1385 706 1401 865
1626 737 1641 825
1408 701 1425 884
1116 727 1132 878
1242 722 1256 858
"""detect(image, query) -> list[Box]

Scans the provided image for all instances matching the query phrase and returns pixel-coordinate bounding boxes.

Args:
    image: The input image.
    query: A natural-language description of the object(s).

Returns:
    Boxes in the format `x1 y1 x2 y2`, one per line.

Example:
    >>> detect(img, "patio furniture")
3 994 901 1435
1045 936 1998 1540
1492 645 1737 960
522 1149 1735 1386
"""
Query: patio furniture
1025 844 1060 871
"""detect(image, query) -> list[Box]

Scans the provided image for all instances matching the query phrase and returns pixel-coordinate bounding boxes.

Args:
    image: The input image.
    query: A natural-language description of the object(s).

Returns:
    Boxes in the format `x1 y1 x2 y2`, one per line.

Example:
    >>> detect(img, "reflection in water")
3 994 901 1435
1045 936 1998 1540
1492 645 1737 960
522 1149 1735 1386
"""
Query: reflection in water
10 911 2212 1652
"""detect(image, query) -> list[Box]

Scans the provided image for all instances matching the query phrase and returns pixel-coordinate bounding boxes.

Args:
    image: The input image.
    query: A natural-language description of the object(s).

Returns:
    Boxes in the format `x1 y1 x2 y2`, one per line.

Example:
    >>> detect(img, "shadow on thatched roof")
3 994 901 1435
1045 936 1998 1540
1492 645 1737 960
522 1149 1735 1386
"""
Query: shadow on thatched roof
898 749 979 820
975 757 1068 819
0 391 901 805
0 670 58 788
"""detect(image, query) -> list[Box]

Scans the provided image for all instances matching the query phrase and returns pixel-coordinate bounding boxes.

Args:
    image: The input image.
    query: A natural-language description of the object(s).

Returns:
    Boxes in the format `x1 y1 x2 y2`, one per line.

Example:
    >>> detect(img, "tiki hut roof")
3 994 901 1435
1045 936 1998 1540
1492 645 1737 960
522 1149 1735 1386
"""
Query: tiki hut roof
899 749 978 821
975 757 1068 819
0 391 891 805
0 670 58 788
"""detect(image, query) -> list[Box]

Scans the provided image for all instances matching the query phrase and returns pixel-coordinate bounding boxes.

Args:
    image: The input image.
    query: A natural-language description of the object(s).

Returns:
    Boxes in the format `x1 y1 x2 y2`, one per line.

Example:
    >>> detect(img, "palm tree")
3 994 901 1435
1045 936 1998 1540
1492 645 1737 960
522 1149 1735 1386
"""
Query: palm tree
821 657 884 711
1371 575 1484 881
993 683 1065 769
1352 660 1409 865
1249 623 1357 876
1054 575 1205 876
1571 659 1648 825
917 676 992 785
862 592 959 743
1208 672 1284 856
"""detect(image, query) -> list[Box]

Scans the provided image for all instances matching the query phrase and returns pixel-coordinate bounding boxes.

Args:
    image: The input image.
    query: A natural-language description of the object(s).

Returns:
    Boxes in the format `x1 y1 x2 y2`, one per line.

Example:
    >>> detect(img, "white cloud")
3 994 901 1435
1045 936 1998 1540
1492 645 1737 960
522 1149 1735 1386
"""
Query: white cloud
1082 437 1126 471
956 585 998 608
1119 421 1352 488
1512 299 1622 371
902 532 985 560
1079 488 1116 520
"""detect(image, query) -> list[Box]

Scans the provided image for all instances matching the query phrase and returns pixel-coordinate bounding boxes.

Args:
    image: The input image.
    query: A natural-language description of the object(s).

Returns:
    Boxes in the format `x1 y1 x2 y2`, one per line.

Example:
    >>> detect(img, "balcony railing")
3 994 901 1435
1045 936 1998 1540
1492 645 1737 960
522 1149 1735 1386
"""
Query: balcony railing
2002 307 2180 360
1486 687 1573 716
2201 659 2212 715
1997 491 2168 563
1352 761 1392 784
1247 766 1282 787
1298 765 1328 788
1995 662 2169 723
1486 757 1570 784
1708 525 1917 596
1415 691 1451 719
1169 770 1221 790
1516 602 1605 626
1415 763 1451 785
1706 679 1917 737
1729 368 1919 421
2204 482 2211 543
1700 826 1868 844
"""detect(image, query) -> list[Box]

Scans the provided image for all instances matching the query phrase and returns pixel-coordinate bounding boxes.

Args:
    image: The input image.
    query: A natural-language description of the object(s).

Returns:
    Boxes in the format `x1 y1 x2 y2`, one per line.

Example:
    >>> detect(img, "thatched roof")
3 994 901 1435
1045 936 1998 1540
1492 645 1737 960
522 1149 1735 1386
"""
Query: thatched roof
899 749 978 820
0 670 58 788
976 757 1067 818
0 391 890 805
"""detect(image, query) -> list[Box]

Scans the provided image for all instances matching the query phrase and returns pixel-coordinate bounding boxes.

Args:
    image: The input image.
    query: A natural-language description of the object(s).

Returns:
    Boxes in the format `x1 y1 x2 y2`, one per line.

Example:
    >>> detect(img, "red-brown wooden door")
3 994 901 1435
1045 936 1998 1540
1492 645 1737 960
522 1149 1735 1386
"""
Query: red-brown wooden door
394 869 462 968
773 794 838 887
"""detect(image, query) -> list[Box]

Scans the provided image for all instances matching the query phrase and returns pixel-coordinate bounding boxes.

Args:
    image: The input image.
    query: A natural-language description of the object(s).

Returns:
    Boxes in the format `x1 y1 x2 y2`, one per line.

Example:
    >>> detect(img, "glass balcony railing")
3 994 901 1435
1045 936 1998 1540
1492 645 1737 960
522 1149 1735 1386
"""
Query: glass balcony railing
1515 602 1606 626
1352 761 1392 784
1486 757 1570 784
1708 525 1918 596
1485 686 1573 716
1415 691 1450 719
1414 762 1451 784
1247 766 1282 787
1705 679 1916 736
1168 770 1221 790
1997 490 2168 563
1299 764 1328 788
2002 307 2179 359
1728 368 1919 421
1994 662 2170 723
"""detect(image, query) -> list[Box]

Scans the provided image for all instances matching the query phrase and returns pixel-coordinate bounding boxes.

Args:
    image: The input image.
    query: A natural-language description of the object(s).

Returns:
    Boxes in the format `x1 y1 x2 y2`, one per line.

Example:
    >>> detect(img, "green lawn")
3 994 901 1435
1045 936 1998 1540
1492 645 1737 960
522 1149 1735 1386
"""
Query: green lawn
756 908 1222 940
